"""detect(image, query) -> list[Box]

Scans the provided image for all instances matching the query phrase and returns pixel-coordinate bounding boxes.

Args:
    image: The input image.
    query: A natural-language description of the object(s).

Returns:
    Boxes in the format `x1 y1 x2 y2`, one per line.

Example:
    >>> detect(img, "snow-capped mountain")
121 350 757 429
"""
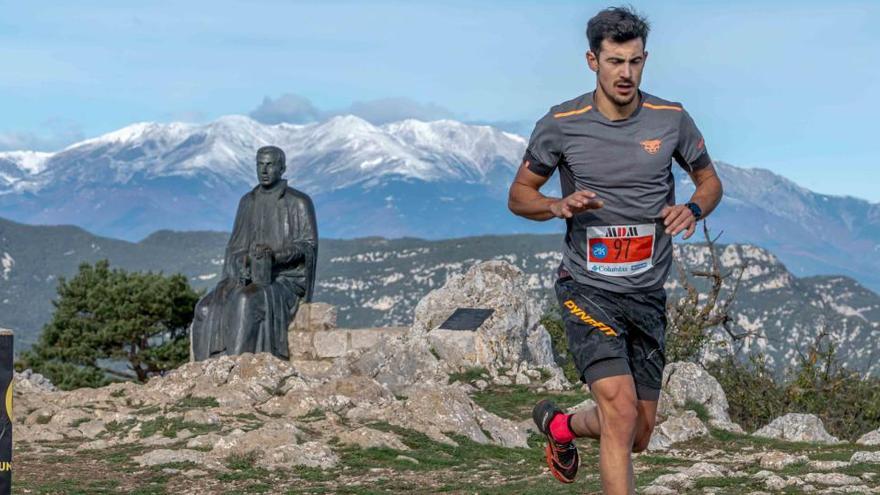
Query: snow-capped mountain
0 115 524 194
0 114 878 291
0 115 529 241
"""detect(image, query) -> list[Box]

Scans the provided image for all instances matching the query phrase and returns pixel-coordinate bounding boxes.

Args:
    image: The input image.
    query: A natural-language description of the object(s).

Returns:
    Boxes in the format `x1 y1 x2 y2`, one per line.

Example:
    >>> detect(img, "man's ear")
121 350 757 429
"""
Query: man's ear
586 50 599 73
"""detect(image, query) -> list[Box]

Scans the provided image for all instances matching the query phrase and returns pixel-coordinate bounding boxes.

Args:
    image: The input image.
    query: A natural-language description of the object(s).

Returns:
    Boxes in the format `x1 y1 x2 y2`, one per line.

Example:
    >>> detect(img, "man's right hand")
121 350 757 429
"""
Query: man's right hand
550 190 604 218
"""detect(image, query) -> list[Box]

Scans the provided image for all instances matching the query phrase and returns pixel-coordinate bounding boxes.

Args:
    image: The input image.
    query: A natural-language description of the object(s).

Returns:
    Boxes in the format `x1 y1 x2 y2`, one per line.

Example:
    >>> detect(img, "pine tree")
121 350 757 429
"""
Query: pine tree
17 260 199 389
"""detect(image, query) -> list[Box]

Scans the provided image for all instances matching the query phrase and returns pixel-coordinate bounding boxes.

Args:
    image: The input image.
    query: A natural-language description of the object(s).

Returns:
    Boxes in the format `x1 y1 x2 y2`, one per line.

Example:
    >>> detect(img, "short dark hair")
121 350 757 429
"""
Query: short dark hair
256 145 286 168
586 6 650 54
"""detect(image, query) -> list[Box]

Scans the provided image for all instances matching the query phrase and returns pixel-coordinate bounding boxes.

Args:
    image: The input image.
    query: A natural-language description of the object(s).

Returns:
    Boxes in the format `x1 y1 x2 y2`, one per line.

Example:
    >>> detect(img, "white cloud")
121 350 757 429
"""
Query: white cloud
249 94 322 124
248 93 455 125
0 119 84 152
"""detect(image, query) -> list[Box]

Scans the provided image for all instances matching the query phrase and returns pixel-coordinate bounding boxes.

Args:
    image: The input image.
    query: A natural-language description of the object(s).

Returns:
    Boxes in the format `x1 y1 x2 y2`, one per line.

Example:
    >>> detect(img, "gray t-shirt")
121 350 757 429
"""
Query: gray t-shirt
525 91 712 293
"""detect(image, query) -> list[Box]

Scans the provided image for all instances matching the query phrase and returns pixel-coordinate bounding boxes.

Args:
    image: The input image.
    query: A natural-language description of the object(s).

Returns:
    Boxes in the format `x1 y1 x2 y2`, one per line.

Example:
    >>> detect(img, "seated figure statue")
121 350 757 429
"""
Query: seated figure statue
191 145 318 361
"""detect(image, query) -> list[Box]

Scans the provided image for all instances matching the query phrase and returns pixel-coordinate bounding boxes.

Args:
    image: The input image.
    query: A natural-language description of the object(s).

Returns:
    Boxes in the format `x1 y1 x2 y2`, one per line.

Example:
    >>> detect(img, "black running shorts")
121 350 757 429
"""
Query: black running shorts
554 271 666 401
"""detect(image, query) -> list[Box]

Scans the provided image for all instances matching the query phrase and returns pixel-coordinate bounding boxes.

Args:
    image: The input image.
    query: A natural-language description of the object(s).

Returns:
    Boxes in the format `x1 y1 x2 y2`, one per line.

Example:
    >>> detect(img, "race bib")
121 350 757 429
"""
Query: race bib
586 224 655 277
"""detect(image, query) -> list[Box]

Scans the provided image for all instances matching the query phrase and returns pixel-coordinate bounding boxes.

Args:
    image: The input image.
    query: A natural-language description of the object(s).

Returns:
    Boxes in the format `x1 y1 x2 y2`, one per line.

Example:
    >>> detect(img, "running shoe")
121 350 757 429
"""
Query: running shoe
532 399 579 483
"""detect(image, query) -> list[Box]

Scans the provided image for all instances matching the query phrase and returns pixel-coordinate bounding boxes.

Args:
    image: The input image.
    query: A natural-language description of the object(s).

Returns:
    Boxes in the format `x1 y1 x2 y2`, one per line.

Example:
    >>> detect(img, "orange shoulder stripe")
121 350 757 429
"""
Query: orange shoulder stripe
642 102 682 112
553 105 592 118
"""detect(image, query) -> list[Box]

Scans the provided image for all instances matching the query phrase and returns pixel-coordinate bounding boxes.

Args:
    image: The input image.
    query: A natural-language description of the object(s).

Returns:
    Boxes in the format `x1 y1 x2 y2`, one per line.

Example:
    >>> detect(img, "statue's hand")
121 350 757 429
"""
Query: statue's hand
251 244 274 261
235 252 251 286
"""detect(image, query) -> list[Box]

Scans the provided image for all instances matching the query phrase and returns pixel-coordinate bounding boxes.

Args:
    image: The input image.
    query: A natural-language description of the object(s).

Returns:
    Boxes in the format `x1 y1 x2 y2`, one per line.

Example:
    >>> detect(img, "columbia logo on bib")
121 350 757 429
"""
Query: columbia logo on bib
586 224 655 277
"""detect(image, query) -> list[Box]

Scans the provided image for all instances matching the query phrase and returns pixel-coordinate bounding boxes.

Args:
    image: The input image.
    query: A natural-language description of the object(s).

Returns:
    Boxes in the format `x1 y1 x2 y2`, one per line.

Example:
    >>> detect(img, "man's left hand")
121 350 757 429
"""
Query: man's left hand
661 204 697 240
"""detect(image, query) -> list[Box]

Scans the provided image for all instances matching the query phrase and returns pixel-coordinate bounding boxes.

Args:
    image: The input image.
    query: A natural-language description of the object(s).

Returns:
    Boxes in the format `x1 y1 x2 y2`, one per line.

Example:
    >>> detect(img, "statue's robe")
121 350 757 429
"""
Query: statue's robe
191 180 317 360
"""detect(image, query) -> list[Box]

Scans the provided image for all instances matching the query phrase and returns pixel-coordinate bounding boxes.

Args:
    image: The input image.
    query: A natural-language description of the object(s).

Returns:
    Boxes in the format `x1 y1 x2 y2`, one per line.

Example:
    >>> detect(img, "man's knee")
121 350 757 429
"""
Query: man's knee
601 397 639 426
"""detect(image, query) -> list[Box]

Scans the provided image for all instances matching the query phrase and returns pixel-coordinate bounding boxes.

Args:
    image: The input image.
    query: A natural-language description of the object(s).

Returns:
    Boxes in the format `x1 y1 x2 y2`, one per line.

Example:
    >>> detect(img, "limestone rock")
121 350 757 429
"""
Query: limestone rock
566 398 596 414
661 362 736 427
650 472 693 491
147 353 312 408
337 427 410 451
48 408 92 428
395 384 528 448
802 472 862 486
14 369 56 393
76 420 106 440
856 428 880 446
643 486 677 495
851 451 880 464
514 372 531 385
410 260 566 384
683 461 728 478
182 410 221 426
15 424 65 442
650 463 727 491
753 413 840 444
809 460 851 471
759 451 808 470
256 441 338 470
212 421 304 457
763 474 789 491
346 335 445 395
133 449 223 470
648 410 709 451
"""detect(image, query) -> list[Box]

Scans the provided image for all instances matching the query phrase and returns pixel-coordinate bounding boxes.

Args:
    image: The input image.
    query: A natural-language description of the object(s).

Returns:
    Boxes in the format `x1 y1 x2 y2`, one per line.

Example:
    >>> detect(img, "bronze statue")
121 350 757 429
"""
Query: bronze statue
190 146 318 361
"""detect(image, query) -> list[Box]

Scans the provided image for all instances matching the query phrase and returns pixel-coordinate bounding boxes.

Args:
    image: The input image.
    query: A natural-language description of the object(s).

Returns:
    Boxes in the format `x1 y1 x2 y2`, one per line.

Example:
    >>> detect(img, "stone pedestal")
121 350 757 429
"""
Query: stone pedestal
287 303 408 360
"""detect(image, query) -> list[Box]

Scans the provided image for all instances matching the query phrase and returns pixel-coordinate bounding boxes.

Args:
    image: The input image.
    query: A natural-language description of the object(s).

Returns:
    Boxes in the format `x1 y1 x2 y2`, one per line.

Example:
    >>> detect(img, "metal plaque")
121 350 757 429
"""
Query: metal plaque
438 308 494 331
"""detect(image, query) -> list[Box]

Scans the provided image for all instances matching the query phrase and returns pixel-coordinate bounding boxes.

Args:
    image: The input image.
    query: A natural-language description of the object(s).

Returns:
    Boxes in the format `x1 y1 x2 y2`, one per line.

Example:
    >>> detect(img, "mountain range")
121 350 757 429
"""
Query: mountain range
1 218 877 377
0 114 878 293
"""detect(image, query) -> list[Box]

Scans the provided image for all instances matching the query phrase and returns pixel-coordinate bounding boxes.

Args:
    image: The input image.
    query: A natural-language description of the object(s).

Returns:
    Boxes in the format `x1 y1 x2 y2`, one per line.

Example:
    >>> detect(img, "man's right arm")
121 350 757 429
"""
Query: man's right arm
508 160 558 220
508 160 604 221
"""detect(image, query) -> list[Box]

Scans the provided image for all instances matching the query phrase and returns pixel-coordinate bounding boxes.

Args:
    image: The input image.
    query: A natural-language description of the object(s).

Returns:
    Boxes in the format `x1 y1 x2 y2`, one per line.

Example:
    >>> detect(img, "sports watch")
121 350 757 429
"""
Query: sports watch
685 202 703 220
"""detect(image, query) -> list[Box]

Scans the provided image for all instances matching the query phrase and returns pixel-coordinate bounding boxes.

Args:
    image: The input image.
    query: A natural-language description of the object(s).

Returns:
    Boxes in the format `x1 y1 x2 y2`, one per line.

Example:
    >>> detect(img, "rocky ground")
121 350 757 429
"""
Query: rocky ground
13 261 880 494
13 369 880 494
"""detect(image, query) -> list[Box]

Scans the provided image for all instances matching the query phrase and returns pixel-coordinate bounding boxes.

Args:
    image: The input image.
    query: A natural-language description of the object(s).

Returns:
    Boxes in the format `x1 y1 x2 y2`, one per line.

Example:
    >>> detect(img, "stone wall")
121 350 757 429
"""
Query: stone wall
287 302 407 360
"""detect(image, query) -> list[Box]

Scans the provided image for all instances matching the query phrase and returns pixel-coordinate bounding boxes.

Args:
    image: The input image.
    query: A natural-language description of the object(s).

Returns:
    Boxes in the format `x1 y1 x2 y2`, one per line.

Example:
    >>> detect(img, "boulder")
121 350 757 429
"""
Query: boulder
851 451 880 464
801 472 862 486
336 427 410 451
647 410 708 451
14 369 56 393
753 413 840 444
856 428 880 446
410 260 566 387
661 362 740 432
759 451 808 470
132 449 223 470
346 335 445 396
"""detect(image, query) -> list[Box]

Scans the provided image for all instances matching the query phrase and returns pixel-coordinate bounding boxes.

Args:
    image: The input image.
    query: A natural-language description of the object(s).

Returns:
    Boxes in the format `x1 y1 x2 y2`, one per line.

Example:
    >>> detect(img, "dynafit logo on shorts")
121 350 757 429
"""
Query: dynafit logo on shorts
640 139 662 155
563 299 617 337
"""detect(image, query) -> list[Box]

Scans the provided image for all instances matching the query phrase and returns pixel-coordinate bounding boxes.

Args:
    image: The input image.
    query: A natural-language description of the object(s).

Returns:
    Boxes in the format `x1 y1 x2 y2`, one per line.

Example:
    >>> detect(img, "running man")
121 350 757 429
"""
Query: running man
507 7 723 494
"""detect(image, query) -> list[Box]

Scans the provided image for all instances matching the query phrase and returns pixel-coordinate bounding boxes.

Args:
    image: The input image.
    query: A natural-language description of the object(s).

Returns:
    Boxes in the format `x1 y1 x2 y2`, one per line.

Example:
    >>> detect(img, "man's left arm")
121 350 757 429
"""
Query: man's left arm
662 108 724 239
662 164 723 239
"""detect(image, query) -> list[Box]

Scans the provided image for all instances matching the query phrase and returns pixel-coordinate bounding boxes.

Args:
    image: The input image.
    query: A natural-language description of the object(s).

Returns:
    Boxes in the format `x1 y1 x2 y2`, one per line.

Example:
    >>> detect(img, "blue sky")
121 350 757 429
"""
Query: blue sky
1 0 878 201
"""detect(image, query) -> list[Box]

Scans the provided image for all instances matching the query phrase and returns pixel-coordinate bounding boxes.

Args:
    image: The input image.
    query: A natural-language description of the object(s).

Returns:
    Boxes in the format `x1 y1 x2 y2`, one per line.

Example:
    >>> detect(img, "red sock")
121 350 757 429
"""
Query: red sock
549 413 575 444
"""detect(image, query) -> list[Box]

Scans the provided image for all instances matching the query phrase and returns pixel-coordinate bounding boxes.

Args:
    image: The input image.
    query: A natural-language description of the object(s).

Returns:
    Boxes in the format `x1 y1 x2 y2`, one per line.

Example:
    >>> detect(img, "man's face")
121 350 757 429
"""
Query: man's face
256 153 284 188
587 37 647 107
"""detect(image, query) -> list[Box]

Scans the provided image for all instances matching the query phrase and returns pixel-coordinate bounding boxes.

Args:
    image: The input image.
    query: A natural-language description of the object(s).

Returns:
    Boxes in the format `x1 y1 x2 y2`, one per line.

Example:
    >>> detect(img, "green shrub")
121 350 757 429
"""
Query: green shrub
540 312 580 384
708 333 880 442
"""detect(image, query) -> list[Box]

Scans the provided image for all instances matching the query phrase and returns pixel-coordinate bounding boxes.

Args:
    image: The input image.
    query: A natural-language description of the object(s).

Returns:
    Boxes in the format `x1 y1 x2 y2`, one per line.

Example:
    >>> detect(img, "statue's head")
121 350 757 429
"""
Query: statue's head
255 146 286 188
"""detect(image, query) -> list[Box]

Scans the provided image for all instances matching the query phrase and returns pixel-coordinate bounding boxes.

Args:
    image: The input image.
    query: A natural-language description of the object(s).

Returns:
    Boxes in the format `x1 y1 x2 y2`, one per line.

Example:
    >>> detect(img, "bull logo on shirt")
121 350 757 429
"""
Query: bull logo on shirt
640 139 662 155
